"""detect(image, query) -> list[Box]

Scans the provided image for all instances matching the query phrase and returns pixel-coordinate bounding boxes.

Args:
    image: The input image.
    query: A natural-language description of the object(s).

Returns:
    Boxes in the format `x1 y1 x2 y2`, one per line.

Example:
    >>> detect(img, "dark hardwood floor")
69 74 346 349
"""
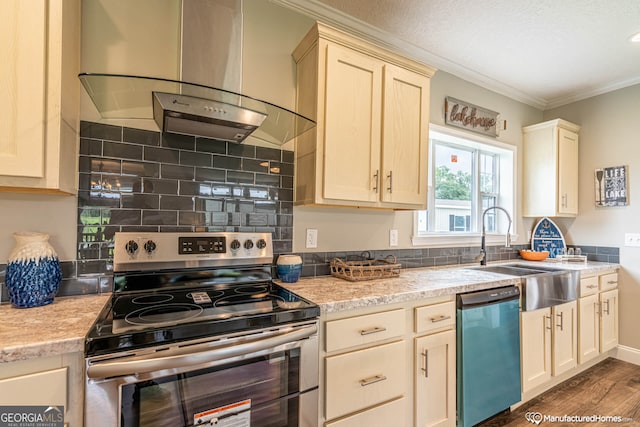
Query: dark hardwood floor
478 358 640 426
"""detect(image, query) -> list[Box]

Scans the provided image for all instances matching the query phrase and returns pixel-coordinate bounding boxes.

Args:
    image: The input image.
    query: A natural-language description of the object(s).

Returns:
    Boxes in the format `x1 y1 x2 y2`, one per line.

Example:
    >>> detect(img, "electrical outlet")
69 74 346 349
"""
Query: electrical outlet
390 229 399 247
625 233 640 247
306 229 318 249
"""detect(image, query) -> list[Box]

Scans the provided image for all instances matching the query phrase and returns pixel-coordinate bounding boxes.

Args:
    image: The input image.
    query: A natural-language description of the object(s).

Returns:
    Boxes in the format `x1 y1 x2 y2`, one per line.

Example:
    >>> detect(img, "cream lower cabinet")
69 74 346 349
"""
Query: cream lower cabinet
578 272 619 364
0 0 80 194
415 330 456 427
0 352 84 426
293 22 435 209
521 308 551 392
520 301 577 393
321 296 455 427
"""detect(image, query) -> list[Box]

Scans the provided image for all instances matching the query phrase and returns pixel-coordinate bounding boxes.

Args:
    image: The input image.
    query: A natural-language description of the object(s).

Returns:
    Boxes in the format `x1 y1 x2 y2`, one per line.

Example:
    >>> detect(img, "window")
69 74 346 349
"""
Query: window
413 124 515 245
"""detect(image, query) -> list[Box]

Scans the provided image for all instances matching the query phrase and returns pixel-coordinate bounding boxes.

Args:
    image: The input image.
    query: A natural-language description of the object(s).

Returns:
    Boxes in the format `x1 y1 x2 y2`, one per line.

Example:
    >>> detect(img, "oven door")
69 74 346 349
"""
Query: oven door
85 322 318 427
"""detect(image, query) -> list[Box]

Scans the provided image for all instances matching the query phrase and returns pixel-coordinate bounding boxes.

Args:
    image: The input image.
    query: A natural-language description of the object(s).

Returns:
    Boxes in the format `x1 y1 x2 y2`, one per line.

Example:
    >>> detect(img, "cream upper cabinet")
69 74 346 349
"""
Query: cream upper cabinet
0 0 80 194
293 23 435 210
522 119 580 217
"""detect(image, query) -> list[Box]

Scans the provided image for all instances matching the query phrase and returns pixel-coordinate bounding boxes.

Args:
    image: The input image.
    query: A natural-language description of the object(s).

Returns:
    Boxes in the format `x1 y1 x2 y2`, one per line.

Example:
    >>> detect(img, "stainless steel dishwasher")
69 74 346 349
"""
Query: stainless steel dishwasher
457 286 521 427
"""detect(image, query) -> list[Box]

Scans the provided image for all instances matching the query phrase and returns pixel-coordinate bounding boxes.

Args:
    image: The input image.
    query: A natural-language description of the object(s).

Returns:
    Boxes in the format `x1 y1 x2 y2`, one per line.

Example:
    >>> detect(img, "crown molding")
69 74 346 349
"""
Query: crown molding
273 0 547 109
274 0 638 112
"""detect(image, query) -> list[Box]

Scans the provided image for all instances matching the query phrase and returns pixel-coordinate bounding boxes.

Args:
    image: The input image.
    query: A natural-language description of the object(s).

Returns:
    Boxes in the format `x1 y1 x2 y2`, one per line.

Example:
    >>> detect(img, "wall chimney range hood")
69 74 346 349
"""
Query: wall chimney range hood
79 73 315 146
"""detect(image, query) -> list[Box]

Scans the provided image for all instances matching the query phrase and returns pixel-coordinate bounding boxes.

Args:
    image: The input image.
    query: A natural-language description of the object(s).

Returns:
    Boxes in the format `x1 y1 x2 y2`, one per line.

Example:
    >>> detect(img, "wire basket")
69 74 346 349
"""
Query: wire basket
329 255 401 281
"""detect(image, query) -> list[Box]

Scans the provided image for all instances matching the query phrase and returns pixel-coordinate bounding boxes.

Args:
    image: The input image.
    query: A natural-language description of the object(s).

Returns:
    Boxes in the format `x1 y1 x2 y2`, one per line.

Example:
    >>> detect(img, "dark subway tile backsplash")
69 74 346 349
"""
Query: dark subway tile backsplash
72 121 296 295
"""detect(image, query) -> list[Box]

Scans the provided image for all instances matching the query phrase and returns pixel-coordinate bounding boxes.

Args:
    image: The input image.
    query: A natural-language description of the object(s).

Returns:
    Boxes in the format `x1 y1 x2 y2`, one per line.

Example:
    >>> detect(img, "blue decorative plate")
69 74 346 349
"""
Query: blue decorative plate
531 217 566 258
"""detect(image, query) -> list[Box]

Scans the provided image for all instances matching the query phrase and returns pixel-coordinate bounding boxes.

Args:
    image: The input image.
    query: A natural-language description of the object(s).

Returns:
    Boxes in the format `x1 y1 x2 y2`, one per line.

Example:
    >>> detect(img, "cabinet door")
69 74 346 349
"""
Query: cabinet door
415 330 455 427
600 289 618 352
552 301 577 375
0 0 47 178
323 43 382 203
380 64 429 207
557 128 579 215
521 308 551 393
578 294 600 364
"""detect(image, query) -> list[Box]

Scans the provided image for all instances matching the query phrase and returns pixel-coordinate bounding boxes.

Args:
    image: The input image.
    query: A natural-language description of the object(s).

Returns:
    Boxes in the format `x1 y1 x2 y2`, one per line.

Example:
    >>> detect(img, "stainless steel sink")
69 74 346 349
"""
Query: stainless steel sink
468 263 580 311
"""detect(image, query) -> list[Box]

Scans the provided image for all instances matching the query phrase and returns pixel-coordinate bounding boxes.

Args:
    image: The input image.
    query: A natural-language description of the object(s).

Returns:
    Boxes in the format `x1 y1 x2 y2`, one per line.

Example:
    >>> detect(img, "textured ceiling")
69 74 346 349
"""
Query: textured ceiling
278 0 640 109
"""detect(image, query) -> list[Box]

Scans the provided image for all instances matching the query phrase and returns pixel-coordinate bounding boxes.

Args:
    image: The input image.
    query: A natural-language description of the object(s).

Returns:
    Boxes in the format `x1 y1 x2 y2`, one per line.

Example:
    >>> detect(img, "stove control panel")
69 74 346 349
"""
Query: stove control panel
113 232 274 272
179 236 226 254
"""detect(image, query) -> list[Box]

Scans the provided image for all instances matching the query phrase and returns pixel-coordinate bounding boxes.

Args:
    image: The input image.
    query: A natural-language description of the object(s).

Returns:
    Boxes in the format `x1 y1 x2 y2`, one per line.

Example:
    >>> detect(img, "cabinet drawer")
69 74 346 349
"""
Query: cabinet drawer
0 367 67 406
326 309 405 352
414 301 455 333
600 273 618 291
325 397 406 427
580 276 599 296
325 340 406 420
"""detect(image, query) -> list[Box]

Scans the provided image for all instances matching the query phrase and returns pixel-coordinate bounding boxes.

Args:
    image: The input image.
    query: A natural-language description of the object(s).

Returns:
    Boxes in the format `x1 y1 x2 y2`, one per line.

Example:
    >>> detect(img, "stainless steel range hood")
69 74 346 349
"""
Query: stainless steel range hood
78 0 314 146
79 74 314 146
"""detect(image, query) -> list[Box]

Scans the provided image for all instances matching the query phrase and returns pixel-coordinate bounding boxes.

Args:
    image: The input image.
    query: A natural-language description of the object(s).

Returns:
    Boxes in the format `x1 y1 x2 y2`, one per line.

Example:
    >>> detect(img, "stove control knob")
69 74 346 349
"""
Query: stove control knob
144 240 157 254
256 238 267 250
230 239 241 251
243 239 254 250
125 240 139 255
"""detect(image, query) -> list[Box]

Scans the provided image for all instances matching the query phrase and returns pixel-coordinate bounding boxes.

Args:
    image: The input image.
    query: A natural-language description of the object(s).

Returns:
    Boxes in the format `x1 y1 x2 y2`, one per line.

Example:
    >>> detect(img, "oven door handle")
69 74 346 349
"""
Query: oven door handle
87 324 317 380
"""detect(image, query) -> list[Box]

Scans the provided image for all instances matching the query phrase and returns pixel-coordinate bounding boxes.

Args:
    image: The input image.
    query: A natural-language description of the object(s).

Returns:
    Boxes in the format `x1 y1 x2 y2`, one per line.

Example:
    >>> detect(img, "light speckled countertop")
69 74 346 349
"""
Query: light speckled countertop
0 260 618 364
280 260 620 313
0 294 110 363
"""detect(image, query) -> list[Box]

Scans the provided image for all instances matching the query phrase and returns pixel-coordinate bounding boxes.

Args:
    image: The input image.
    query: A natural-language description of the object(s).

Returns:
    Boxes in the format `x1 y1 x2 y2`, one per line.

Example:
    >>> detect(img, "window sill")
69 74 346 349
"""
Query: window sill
411 233 519 248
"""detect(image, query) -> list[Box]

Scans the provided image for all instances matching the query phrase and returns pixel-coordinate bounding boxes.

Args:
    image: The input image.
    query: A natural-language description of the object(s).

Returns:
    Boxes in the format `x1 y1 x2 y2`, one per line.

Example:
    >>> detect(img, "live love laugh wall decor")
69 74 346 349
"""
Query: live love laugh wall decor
595 165 628 207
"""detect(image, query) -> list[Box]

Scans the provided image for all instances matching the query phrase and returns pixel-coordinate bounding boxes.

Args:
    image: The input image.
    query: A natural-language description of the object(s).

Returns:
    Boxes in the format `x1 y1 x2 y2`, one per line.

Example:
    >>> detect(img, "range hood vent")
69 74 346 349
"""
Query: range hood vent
79 73 315 146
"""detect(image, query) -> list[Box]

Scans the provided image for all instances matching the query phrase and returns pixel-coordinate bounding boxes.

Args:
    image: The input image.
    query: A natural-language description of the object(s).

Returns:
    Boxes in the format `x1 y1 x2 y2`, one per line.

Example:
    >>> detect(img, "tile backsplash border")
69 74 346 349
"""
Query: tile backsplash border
0 123 623 300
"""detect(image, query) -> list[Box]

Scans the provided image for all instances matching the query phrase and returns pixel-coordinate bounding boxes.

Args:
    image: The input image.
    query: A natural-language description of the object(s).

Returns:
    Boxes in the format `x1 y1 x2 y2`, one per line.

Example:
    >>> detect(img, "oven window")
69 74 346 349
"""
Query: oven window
120 348 301 426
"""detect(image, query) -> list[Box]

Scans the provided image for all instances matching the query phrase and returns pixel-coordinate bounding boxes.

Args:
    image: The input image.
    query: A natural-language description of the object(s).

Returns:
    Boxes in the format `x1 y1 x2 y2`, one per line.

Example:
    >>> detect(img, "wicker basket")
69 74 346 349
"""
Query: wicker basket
330 255 401 282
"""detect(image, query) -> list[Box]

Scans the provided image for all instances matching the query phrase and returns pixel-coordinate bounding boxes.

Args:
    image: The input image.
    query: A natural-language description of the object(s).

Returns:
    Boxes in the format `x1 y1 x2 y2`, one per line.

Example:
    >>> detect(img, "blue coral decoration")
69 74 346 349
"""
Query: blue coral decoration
6 257 62 308
5 232 63 308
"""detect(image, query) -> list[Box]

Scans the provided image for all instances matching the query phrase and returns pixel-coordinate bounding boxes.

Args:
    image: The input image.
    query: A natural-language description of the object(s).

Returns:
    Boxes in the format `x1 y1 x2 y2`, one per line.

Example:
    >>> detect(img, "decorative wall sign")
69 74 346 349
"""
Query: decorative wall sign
595 165 628 207
531 217 566 258
444 97 499 137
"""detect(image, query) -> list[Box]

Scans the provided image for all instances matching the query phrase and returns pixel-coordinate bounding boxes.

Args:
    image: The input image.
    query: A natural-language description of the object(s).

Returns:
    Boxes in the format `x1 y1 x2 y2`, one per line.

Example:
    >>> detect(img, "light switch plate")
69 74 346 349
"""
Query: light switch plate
306 229 318 249
390 229 398 246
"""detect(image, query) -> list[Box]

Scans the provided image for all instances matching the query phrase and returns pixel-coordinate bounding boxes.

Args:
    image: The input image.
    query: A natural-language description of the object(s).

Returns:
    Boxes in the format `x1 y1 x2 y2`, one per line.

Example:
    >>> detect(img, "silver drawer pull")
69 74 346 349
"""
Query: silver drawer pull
556 312 564 331
422 350 429 378
603 299 611 315
359 374 387 387
545 315 552 330
430 314 452 323
587 284 597 289
360 326 386 336
607 281 617 285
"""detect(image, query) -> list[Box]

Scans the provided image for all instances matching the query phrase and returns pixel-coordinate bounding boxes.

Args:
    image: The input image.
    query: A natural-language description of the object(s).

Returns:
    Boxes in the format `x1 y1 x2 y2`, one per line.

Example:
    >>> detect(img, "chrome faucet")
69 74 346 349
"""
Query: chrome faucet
477 206 512 265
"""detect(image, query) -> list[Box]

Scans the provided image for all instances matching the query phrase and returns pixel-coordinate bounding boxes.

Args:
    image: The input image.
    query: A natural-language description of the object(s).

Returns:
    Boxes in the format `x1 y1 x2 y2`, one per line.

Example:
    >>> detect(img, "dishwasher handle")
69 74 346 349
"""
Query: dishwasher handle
457 286 520 309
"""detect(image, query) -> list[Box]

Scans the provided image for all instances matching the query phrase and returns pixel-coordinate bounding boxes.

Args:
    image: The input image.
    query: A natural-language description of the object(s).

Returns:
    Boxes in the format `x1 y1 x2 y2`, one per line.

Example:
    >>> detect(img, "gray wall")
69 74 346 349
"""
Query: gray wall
545 84 640 349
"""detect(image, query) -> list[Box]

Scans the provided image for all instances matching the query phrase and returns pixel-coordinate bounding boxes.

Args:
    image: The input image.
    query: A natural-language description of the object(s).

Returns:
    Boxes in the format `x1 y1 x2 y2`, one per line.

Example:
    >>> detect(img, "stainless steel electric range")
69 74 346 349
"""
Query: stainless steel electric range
85 232 319 427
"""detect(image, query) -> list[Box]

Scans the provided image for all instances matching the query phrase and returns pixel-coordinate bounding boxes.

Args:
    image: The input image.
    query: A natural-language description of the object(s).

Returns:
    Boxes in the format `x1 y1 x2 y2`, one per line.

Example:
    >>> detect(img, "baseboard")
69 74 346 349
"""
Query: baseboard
613 345 640 366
